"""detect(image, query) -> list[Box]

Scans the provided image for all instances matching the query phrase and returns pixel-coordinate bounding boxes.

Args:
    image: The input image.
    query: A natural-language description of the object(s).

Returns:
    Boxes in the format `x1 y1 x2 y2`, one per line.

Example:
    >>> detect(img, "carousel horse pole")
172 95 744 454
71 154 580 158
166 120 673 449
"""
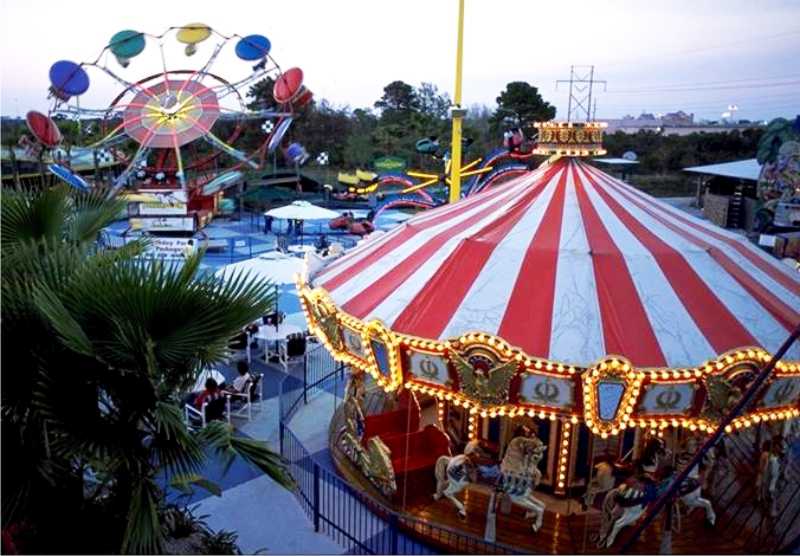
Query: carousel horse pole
619 325 800 553
484 490 497 542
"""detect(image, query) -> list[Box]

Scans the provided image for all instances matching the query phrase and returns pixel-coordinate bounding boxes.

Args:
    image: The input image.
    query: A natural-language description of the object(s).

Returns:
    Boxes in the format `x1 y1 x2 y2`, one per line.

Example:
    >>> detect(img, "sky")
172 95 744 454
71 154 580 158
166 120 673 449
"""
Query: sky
1 0 799 122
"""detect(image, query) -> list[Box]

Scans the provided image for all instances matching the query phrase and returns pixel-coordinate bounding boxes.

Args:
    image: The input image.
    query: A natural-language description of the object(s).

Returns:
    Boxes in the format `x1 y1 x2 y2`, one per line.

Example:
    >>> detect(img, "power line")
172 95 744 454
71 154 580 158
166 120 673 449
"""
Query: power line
599 73 800 92
602 28 800 68
605 80 800 94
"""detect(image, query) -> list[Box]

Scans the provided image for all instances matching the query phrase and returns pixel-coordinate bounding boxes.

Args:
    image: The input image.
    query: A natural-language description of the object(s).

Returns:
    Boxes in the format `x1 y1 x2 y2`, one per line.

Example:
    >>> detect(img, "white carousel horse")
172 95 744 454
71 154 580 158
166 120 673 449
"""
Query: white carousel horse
597 437 670 548
756 444 782 518
674 441 716 528
434 435 547 534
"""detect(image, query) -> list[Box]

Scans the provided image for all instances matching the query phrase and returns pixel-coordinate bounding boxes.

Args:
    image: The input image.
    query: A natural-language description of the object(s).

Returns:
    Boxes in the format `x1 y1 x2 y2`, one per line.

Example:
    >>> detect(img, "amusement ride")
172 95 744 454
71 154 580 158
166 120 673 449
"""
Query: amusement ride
301 121 800 554
292 1 800 550
34 24 311 238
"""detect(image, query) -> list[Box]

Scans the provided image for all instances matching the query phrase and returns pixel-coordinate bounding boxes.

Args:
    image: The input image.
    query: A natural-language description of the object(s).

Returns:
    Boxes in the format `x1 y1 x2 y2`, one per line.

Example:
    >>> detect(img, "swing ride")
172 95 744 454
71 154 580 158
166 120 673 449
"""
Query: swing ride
42 24 311 232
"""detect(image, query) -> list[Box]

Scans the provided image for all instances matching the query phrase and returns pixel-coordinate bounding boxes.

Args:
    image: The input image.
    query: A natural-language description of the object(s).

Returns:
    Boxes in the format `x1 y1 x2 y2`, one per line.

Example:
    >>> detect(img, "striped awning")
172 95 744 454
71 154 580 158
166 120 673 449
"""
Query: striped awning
310 158 800 368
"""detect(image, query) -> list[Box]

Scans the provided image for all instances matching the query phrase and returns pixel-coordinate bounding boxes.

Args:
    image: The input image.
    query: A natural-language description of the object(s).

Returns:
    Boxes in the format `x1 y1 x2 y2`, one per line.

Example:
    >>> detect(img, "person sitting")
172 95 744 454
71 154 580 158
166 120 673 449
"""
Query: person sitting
226 360 252 394
315 234 330 252
193 378 221 410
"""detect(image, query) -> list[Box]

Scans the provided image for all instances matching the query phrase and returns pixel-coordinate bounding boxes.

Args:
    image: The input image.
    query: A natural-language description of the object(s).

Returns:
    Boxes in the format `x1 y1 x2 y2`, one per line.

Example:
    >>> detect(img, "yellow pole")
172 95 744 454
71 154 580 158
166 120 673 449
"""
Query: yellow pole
449 0 466 204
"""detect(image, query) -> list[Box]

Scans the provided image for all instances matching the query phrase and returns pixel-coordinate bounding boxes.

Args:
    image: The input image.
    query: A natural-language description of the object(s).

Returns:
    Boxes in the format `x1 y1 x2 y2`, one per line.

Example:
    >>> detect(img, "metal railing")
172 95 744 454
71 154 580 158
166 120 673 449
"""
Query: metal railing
278 343 526 555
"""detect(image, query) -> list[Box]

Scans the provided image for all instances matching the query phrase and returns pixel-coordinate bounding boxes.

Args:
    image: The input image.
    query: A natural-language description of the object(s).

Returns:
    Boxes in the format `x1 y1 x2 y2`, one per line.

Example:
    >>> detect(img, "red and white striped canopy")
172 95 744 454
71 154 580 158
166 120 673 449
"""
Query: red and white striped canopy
311 158 800 368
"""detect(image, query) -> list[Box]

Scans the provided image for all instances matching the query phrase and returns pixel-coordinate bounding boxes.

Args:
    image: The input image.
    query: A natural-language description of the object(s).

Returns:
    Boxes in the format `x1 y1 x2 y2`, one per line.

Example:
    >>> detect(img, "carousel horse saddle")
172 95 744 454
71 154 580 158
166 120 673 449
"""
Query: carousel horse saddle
677 477 701 496
498 472 534 496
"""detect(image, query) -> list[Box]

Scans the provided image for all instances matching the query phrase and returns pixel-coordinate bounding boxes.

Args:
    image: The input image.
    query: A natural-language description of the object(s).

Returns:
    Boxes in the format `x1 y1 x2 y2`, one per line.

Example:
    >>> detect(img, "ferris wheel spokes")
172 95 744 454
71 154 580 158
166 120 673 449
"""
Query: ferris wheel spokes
170 130 186 188
88 63 162 105
202 130 259 169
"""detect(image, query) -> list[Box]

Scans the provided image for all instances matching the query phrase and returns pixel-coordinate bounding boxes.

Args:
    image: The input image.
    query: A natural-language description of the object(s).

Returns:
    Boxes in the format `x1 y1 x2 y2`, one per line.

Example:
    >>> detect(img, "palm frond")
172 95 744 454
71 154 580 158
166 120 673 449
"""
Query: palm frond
169 473 223 497
148 402 204 477
197 422 292 489
66 187 126 244
0 186 69 250
33 282 94 357
121 477 164 555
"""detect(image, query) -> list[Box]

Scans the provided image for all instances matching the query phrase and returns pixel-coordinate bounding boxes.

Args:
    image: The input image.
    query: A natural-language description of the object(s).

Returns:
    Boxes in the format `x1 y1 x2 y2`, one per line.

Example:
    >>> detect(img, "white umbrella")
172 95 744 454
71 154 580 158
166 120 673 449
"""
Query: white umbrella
264 200 339 221
215 251 304 285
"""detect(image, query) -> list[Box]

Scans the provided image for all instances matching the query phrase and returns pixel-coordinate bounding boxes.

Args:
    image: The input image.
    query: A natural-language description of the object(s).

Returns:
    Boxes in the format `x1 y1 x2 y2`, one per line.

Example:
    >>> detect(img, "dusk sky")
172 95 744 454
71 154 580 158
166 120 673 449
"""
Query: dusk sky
1 0 798 121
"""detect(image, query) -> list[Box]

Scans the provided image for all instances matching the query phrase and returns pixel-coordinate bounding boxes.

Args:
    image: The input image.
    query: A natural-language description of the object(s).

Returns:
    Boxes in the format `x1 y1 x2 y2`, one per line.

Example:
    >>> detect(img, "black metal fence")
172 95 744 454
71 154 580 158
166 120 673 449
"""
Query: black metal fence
278 343 526 555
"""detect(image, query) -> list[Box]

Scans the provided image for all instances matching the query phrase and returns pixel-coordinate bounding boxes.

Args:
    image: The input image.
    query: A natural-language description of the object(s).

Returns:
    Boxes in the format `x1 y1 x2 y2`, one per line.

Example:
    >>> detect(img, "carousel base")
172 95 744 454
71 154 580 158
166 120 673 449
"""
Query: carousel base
330 443 749 554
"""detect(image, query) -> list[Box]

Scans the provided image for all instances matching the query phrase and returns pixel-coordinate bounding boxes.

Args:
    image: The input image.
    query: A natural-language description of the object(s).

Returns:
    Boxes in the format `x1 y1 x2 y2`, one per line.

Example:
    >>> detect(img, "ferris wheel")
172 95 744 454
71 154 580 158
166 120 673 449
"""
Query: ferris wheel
45 24 312 192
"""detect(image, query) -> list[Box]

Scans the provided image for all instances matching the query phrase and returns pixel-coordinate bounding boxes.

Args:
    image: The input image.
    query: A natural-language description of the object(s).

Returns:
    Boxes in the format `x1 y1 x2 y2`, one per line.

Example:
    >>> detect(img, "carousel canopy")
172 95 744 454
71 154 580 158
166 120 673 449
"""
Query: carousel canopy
309 158 800 368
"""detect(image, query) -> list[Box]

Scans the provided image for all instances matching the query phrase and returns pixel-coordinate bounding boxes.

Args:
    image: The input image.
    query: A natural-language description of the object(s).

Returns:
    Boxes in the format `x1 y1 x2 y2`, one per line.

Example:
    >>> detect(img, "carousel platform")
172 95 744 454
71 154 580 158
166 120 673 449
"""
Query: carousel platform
328 417 800 554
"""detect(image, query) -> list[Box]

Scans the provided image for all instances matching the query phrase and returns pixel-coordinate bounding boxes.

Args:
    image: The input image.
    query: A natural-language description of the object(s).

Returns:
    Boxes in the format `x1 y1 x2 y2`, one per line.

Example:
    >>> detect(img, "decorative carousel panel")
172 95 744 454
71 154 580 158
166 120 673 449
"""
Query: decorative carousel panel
597 380 626 421
305 295 342 350
637 383 696 416
342 326 366 359
518 374 575 409
406 350 451 387
759 376 800 409
369 338 392 379
582 357 643 435
450 348 518 406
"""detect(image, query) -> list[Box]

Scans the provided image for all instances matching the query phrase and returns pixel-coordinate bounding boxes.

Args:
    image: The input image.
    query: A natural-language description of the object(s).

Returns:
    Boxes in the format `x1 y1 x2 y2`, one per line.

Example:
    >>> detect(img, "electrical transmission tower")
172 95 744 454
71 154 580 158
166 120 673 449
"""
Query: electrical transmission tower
556 65 607 122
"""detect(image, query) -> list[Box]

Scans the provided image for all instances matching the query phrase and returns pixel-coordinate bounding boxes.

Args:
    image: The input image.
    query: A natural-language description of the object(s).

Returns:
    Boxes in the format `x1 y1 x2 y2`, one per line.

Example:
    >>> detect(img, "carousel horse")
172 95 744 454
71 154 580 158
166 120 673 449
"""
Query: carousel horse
597 437 671 548
434 434 547 533
756 439 783 519
673 438 717 528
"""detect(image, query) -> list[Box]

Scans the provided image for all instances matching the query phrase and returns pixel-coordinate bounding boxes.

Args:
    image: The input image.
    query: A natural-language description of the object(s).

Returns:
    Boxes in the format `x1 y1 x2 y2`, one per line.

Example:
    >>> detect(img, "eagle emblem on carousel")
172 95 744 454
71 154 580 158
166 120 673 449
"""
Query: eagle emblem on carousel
450 351 518 406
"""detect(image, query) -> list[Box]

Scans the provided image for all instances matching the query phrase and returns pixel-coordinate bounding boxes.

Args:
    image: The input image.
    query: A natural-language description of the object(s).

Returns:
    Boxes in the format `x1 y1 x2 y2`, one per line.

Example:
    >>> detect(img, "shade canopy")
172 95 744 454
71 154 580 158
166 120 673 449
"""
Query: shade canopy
683 159 761 181
216 251 304 285
265 200 340 221
309 158 800 368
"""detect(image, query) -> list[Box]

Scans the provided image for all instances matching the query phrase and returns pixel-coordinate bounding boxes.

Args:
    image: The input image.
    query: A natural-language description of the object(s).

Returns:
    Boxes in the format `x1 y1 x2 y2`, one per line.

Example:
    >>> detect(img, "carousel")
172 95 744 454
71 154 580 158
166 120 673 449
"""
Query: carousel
297 122 800 553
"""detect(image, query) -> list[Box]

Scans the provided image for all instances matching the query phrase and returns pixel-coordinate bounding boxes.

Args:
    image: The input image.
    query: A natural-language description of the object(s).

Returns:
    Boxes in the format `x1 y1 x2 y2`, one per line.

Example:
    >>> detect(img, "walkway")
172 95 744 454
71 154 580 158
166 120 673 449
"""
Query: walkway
177 355 344 554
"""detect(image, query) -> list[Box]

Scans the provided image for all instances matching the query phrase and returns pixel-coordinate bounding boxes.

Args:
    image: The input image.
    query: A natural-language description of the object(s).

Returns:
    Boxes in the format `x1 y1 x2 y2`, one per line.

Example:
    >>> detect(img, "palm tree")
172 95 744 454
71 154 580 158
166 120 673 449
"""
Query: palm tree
2 184 290 554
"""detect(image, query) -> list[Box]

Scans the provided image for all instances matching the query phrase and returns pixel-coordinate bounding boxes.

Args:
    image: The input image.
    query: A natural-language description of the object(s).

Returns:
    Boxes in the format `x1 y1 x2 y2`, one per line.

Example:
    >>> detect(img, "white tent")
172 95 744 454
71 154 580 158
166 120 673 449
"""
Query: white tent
215 251 304 285
683 158 761 181
264 200 340 221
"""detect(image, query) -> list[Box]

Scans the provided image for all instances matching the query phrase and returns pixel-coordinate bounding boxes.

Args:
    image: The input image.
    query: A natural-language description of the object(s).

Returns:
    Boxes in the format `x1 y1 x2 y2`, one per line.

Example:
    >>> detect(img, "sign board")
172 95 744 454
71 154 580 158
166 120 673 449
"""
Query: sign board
518 374 574 408
130 191 189 216
758 234 777 248
144 237 199 260
373 156 407 173
129 216 195 232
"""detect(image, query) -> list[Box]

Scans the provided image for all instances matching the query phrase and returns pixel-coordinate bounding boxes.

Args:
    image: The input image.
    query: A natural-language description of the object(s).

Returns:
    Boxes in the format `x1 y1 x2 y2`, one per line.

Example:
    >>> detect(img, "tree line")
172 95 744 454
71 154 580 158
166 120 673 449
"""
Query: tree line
1 79 766 180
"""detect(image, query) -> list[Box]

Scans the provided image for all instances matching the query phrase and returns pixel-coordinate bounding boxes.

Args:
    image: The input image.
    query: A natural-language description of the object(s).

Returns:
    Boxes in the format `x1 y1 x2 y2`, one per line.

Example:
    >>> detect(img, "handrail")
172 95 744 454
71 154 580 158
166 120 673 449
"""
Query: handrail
620 325 800 553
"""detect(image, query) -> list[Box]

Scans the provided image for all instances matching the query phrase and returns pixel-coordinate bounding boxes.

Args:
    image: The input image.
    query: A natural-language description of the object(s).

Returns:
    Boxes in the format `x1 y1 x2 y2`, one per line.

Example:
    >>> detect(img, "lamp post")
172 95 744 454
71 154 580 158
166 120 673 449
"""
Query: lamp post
448 0 466 204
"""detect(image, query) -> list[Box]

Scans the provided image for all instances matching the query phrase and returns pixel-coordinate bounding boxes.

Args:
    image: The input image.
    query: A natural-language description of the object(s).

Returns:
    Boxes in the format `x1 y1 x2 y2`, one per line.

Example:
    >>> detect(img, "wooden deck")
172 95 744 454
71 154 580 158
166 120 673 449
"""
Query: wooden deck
330 426 800 554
